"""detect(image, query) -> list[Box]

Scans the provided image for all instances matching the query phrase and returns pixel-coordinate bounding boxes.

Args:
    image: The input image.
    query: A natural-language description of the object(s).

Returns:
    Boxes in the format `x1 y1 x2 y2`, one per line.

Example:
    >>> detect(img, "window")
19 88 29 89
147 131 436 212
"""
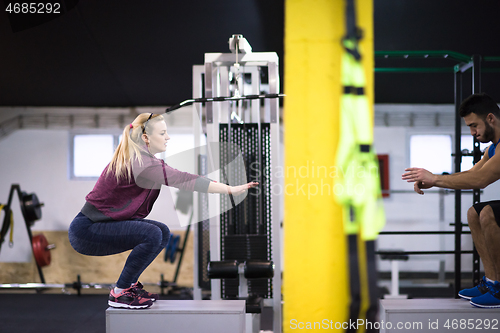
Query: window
70 134 117 179
410 135 452 174
70 131 200 180
159 133 206 173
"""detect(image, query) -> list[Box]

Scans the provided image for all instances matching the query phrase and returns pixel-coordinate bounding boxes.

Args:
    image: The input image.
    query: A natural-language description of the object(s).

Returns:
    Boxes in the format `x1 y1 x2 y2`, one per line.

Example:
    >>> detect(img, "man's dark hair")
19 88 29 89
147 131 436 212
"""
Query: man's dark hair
459 93 500 119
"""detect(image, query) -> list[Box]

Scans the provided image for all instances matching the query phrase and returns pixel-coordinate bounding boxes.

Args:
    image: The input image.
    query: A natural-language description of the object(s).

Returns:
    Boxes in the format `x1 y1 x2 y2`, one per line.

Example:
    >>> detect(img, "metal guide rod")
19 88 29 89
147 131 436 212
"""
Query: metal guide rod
257 105 263 235
227 107 235 224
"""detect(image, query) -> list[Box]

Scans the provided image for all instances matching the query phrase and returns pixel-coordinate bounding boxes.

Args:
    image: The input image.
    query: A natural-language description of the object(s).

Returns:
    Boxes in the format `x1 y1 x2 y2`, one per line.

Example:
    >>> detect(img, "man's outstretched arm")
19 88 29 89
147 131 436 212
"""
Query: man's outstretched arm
401 149 500 194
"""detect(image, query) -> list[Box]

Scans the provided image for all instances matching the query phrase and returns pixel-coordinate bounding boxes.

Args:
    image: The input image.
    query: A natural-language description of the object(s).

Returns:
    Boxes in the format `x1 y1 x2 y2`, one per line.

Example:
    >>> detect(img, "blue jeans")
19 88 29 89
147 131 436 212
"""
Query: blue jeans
68 212 171 289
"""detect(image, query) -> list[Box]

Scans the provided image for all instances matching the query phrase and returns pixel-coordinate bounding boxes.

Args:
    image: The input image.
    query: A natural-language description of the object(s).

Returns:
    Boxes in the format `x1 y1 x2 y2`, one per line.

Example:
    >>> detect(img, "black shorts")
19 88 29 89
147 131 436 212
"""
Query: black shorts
473 200 500 227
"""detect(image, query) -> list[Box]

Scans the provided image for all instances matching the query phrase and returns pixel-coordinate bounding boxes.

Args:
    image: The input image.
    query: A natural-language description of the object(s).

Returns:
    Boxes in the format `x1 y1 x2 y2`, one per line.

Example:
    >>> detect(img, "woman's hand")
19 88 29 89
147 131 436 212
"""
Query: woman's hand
229 182 259 196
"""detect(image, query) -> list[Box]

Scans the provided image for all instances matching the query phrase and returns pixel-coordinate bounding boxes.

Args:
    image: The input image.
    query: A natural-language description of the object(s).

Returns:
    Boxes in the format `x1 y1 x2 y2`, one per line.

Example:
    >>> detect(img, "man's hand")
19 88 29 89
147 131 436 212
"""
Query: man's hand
402 168 436 195
413 180 432 195
229 182 259 196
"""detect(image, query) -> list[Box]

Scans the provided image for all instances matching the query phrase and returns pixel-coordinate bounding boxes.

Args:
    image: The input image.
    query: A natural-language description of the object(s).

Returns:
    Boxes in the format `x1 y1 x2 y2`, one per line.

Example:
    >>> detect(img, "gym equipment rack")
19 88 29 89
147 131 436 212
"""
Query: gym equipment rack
187 35 282 333
375 51 500 295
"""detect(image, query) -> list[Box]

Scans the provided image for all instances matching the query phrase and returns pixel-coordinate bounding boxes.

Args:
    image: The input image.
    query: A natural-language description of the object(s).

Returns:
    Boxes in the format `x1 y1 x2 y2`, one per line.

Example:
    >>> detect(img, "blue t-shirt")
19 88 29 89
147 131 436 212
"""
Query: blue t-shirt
488 139 500 158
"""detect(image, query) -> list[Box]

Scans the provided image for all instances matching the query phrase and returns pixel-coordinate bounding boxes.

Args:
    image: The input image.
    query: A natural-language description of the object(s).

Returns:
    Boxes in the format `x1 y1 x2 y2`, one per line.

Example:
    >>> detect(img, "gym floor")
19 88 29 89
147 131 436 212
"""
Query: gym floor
0 290 275 333
0 293 109 333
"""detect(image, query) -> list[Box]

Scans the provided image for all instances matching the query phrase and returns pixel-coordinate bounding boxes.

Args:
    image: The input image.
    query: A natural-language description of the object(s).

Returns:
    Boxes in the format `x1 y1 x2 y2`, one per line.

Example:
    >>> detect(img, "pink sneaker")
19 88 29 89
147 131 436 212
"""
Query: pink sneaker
131 281 159 302
108 287 153 309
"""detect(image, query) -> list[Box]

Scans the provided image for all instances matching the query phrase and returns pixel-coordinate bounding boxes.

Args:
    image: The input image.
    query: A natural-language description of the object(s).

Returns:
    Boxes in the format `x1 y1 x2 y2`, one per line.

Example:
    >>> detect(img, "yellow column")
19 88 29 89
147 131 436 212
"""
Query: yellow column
283 0 373 331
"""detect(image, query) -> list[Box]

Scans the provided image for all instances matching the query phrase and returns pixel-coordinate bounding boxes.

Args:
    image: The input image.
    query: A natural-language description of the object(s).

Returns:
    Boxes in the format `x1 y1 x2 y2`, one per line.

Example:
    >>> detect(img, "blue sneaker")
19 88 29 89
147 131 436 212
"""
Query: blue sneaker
458 276 493 300
470 281 500 308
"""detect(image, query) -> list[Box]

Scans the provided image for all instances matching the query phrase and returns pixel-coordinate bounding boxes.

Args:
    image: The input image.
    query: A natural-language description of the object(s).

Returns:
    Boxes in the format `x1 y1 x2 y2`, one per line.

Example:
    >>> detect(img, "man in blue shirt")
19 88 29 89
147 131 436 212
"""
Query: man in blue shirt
403 93 500 308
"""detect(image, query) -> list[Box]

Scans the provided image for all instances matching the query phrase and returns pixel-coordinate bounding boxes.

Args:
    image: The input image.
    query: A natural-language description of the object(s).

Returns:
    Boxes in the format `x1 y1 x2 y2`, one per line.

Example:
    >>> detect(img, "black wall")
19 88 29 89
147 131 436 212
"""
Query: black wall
0 0 499 107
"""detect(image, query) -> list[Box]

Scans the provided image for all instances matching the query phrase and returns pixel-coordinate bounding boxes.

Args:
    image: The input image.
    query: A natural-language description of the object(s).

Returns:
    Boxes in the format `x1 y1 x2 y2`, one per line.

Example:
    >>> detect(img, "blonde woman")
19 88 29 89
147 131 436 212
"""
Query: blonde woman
68 113 258 309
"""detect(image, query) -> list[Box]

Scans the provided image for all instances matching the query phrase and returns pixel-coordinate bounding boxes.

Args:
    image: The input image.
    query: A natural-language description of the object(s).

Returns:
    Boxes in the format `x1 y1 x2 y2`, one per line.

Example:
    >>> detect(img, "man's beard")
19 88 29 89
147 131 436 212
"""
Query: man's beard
480 120 496 143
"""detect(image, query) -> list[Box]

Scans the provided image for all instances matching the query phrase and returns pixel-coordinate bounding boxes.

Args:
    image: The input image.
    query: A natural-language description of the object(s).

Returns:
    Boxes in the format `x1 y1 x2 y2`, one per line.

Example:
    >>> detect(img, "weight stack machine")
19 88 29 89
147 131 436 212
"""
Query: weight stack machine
192 35 282 333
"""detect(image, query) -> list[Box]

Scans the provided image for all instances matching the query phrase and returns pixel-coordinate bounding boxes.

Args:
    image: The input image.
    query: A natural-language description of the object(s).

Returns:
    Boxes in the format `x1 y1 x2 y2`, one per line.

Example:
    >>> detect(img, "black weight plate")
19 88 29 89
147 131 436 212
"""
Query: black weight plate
20 192 42 223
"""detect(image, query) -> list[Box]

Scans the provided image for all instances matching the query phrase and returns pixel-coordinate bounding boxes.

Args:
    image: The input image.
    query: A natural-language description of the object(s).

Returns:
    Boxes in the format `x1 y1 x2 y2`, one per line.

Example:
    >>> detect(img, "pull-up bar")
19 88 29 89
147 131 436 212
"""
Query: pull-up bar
165 93 285 113
375 50 500 74
375 50 471 62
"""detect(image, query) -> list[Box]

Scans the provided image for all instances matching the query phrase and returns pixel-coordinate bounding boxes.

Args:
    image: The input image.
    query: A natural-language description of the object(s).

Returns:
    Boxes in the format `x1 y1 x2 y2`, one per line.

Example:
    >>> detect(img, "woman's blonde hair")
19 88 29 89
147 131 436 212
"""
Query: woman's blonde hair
107 113 165 182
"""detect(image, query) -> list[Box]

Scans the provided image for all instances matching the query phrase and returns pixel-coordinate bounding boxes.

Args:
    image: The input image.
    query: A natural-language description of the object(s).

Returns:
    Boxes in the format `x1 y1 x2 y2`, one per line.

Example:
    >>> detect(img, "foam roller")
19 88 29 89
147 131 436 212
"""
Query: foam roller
207 260 238 279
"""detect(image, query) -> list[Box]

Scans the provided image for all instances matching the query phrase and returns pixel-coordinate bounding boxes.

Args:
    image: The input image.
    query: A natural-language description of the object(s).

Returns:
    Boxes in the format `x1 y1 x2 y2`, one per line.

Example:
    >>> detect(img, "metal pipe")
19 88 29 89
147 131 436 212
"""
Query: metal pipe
472 54 482 287
377 250 474 256
455 61 474 73
375 67 454 73
375 50 471 63
382 189 478 194
256 71 263 235
379 231 471 235
454 69 463 297
173 213 192 283
483 56 500 62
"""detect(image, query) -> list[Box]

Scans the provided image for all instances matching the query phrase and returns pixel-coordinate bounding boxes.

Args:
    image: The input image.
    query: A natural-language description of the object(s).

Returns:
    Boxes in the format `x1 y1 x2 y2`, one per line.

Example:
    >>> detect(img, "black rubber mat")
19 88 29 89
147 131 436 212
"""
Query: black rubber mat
0 292 275 332
0 293 108 333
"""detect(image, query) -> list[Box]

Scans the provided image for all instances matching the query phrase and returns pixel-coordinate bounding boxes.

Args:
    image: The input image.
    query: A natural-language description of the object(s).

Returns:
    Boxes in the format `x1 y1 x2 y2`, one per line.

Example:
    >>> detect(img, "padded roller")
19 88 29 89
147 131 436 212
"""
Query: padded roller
207 260 238 279
244 260 274 279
